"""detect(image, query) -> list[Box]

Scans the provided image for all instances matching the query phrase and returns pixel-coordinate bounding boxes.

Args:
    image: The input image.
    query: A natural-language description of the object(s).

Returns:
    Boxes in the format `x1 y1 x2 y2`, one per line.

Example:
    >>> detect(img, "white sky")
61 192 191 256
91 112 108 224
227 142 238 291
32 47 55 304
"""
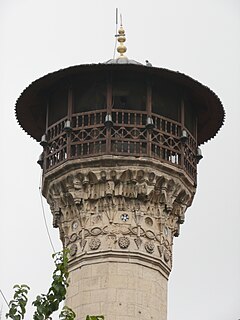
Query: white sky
0 1 240 319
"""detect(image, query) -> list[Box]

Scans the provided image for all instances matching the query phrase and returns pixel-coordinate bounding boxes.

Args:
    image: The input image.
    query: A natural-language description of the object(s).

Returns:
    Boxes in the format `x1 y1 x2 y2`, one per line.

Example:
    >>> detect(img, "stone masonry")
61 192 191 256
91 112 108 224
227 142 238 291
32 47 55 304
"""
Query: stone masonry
43 157 195 320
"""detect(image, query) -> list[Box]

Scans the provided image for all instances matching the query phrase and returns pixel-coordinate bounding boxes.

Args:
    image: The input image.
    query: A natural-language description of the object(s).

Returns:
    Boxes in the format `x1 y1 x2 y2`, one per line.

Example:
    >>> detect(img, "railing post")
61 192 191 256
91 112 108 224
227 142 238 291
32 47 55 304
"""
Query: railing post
180 99 185 169
146 80 152 157
67 86 73 159
106 73 112 153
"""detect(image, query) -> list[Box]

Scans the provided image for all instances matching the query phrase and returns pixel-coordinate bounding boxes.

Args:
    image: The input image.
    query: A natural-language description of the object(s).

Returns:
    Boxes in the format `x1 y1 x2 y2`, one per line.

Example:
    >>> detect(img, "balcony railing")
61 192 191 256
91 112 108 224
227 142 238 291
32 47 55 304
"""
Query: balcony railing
44 109 197 181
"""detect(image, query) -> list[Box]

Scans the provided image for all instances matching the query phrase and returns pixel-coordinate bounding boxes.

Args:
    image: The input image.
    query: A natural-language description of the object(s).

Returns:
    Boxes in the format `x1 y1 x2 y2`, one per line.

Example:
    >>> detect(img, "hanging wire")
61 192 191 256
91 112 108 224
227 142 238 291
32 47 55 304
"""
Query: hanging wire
113 8 119 59
0 176 56 316
39 174 56 253
0 290 9 307
0 304 2 320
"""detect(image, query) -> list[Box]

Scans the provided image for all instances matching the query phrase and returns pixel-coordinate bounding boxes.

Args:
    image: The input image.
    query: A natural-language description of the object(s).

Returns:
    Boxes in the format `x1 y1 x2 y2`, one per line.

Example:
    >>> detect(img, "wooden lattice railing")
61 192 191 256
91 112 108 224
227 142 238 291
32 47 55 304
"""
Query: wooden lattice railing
44 109 197 181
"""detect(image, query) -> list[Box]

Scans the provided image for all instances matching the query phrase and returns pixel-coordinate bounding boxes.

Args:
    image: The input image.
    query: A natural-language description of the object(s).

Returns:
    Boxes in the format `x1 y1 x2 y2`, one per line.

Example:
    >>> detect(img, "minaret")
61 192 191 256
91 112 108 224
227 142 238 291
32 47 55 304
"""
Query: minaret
15 23 224 320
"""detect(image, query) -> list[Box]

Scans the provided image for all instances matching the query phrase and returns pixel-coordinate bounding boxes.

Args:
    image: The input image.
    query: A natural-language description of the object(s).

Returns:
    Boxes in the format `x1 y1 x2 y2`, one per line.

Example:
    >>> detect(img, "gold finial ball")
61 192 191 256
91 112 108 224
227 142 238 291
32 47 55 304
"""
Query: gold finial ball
117 45 127 54
116 25 127 57
118 26 125 35
118 36 126 43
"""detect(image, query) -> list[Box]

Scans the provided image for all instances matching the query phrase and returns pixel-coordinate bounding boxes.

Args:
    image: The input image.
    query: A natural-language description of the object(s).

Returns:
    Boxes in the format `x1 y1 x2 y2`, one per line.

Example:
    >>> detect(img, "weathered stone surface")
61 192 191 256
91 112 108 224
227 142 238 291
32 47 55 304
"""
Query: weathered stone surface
67 262 167 320
43 161 195 319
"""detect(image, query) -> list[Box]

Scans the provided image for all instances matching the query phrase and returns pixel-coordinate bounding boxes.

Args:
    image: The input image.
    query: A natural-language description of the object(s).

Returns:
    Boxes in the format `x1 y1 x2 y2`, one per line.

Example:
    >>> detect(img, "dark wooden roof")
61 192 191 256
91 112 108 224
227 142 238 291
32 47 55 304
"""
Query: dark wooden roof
15 63 225 144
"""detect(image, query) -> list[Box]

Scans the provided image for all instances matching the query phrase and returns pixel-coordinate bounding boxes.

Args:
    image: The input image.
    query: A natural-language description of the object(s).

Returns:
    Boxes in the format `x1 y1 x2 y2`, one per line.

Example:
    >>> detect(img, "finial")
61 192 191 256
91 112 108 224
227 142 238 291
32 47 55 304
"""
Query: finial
117 15 127 58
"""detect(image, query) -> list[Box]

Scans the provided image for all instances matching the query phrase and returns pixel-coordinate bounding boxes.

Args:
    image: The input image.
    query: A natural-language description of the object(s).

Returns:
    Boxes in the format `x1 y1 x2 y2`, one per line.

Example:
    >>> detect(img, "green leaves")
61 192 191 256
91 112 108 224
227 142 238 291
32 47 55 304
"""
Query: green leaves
6 250 105 320
32 249 72 320
6 249 76 320
6 284 30 320
59 306 76 320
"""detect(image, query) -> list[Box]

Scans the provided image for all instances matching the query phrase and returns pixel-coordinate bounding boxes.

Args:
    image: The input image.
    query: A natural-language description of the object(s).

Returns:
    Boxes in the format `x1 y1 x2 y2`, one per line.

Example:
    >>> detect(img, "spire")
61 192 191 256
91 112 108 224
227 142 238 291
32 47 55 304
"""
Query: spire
105 11 142 65
116 16 127 58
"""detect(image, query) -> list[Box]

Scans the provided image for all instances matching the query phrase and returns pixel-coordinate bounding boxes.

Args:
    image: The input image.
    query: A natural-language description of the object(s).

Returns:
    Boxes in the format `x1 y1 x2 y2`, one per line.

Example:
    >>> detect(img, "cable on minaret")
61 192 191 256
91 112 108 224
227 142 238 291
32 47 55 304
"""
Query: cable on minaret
0 289 9 307
39 174 56 253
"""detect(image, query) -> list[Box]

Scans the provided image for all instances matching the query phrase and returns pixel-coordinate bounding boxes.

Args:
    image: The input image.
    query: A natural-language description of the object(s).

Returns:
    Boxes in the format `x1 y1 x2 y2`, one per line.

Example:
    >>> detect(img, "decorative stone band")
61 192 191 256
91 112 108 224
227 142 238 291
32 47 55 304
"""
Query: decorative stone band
44 165 195 272
66 225 173 269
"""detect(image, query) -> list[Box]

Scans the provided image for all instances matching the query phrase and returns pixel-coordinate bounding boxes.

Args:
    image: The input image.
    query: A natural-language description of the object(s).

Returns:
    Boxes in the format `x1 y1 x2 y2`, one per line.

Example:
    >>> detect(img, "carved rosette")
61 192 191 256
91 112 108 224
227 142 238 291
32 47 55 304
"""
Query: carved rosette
45 167 195 271
89 238 101 250
118 237 130 249
145 241 155 254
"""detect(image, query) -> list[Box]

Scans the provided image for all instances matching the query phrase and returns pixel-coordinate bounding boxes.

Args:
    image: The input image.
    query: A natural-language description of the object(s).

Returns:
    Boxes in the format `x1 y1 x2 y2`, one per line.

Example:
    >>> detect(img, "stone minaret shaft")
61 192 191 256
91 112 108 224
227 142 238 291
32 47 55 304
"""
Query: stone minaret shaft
15 32 224 319
43 159 194 319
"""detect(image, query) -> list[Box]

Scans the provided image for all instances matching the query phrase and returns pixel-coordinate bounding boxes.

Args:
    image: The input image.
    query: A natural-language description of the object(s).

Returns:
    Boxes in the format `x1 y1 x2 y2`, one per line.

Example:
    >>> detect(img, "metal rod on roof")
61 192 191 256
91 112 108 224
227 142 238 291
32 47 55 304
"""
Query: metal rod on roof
116 8 118 26
113 8 119 59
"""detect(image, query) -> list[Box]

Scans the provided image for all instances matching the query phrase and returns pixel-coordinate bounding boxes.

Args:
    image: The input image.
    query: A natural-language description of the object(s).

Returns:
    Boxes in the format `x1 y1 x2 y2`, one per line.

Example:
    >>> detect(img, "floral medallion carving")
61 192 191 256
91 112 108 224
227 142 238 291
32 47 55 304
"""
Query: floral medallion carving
164 250 171 263
46 167 195 269
89 237 101 250
145 241 155 254
118 236 130 249
69 243 78 256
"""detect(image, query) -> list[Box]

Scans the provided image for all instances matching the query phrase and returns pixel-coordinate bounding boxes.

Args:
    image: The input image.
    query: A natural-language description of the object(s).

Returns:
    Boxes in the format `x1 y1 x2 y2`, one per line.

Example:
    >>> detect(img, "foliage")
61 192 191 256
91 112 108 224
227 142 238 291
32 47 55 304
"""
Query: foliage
6 250 75 320
32 250 71 320
6 284 30 320
59 306 76 320
6 250 104 320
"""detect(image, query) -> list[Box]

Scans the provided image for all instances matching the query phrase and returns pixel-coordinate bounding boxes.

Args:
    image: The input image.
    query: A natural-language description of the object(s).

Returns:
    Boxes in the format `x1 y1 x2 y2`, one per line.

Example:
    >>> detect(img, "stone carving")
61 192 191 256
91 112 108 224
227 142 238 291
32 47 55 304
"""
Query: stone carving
107 234 117 249
90 227 102 236
157 245 164 257
46 167 194 268
134 237 142 249
118 236 130 249
145 217 153 226
104 197 117 223
70 233 78 242
69 243 78 256
89 238 101 250
145 230 155 240
145 241 155 254
79 239 87 250
164 250 171 263
64 236 70 246
79 229 90 238
131 226 144 236
72 221 79 230
121 213 129 222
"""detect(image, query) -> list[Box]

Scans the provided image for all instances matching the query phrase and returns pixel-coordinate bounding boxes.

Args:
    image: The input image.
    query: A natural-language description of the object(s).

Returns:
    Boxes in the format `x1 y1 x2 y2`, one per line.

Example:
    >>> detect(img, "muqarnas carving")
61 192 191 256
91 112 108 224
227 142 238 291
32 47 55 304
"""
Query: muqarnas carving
46 168 193 268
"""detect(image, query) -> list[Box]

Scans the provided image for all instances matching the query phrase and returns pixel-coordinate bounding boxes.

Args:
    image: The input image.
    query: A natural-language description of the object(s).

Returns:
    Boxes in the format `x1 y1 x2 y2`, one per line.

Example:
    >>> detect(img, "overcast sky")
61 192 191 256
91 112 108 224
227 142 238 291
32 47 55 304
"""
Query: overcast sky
0 1 240 319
